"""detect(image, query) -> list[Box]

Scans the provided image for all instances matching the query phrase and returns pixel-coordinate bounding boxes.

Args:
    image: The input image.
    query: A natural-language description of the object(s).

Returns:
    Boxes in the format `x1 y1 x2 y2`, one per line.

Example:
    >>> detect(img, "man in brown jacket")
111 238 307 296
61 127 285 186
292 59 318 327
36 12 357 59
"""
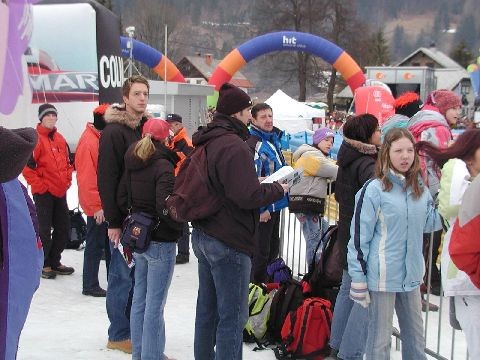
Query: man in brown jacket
190 83 288 360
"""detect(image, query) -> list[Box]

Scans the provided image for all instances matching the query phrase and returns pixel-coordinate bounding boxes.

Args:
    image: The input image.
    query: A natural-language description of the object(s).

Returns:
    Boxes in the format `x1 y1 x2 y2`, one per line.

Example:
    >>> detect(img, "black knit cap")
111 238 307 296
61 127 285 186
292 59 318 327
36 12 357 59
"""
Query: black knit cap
38 103 57 122
216 83 252 116
166 113 182 123
0 127 38 183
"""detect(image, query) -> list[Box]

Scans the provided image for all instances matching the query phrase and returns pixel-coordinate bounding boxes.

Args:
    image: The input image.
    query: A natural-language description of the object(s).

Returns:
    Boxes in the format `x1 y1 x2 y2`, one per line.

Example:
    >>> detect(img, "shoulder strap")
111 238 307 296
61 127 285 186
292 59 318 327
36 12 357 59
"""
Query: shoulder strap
353 178 375 275
126 169 132 213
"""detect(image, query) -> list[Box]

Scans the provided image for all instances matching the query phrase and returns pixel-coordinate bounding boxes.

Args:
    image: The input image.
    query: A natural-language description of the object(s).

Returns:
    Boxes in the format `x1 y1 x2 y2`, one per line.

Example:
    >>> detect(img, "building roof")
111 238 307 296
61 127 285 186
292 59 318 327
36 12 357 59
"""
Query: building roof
434 68 470 90
396 47 464 69
177 55 254 88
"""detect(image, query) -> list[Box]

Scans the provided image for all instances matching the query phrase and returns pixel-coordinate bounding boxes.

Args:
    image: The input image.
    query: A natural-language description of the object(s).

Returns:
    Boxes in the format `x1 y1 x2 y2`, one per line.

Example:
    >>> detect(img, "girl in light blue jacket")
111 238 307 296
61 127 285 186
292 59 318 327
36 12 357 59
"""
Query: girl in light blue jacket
347 128 441 360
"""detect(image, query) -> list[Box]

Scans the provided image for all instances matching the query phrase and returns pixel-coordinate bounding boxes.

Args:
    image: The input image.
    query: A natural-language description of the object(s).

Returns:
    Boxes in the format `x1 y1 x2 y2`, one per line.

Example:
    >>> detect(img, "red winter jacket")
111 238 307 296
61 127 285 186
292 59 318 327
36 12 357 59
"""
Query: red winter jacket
22 124 73 197
75 123 101 216
450 175 480 289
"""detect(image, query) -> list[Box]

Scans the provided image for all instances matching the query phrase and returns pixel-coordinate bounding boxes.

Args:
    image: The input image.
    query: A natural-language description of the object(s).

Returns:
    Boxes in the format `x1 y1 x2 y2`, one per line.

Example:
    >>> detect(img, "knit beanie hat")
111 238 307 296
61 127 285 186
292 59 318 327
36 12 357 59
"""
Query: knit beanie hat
166 113 182 123
0 127 38 183
425 89 462 117
38 103 57 122
142 118 170 141
93 104 109 131
216 83 253 116
313 127 335 145
394 92 422 118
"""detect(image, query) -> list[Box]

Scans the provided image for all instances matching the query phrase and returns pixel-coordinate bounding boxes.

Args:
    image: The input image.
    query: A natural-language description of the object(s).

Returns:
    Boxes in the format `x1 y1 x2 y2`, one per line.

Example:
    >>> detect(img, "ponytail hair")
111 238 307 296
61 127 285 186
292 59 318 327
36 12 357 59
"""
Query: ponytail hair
133 134 155 161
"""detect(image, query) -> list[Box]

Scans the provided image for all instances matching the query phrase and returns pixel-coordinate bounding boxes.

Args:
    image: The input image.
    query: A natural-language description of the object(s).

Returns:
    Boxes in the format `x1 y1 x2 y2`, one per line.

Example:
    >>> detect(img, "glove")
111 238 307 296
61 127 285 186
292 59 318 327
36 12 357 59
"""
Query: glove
350 282 370 308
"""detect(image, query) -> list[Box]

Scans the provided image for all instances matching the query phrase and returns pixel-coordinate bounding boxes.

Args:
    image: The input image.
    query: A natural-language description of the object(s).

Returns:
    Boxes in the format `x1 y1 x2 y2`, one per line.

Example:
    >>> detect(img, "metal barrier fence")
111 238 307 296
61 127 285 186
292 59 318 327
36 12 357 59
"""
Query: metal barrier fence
278 188 469 359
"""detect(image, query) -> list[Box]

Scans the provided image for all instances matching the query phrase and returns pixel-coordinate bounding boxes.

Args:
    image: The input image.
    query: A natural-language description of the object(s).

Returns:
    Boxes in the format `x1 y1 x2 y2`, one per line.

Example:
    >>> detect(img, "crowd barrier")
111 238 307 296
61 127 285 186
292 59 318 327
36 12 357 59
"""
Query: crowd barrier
277 182 469 359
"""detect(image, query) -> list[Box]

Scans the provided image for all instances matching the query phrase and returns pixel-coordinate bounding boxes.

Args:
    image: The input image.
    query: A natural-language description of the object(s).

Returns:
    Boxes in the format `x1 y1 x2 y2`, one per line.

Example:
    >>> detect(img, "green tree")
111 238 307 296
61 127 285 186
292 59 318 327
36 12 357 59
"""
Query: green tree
450 41 474 68
367 29 390 66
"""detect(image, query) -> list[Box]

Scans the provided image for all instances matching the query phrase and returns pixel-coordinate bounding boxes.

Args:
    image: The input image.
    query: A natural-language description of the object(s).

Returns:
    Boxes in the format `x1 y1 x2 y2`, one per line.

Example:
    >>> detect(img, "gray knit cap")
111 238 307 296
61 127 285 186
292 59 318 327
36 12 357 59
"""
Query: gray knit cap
0 127 38 183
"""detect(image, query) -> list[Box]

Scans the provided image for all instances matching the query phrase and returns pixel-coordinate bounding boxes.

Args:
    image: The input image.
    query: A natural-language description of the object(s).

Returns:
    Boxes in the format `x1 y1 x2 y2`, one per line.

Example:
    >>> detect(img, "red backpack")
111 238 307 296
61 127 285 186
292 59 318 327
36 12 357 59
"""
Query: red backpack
166 136 225 223
275 297 333 360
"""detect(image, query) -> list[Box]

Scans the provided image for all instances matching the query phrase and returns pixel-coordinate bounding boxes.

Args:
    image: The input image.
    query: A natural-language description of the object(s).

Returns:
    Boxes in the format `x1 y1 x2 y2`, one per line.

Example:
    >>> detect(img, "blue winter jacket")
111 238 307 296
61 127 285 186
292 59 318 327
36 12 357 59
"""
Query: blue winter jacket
347 171 441 292
247 126 288 212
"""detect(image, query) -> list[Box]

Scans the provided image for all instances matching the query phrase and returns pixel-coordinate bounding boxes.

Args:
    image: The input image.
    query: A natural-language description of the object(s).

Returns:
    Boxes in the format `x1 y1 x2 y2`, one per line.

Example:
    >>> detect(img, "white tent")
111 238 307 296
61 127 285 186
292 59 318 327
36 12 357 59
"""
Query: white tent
265 89 325 134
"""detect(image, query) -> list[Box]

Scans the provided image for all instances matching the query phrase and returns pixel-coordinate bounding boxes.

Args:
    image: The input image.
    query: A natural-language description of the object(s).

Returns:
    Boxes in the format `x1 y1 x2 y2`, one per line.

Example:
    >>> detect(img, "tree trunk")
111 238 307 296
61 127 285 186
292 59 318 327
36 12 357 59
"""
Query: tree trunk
327 68 337 112
297 52 308 102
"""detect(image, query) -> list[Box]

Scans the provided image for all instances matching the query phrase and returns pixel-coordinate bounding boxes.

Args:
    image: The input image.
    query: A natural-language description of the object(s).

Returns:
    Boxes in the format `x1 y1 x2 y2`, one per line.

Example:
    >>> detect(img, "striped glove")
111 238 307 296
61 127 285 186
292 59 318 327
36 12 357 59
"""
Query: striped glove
350 282 370 308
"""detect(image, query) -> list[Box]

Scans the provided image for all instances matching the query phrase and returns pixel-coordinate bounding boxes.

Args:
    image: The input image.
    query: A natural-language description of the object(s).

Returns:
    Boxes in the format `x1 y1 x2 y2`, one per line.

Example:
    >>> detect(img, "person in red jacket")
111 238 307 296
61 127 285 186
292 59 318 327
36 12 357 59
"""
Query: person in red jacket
75 104 109 297
22 103 74 279
166 113 194 264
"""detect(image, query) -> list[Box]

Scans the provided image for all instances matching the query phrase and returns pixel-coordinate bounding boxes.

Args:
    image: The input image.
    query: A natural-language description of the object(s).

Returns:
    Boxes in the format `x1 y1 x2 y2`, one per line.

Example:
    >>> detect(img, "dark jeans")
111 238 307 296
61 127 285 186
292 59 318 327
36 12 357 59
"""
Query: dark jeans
423 229 443 285
33 192 69 268
83 217 107 291
177 222 190 255
251 211 280 284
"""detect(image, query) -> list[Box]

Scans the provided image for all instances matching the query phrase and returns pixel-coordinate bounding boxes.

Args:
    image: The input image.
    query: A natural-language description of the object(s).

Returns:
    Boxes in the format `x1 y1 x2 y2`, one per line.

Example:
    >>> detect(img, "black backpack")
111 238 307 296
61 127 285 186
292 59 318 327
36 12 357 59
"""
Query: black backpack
303 225 341 309
267 279 305 343
67 208 87 249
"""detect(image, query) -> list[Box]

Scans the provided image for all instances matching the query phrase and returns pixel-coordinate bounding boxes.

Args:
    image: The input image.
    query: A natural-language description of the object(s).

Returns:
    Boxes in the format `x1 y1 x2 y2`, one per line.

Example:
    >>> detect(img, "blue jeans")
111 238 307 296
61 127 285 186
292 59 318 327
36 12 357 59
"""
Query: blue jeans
191 228 251 360
330 270 368 360
296 213 329 266
366 289 426 360
83 217 107 291
131 242 176 360
106 242 134 341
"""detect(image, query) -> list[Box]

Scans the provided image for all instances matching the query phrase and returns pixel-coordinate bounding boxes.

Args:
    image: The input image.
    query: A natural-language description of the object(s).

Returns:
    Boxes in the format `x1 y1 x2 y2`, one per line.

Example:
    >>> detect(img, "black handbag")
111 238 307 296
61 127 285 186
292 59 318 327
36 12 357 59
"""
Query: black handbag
120 212 156 253
119 170 157 253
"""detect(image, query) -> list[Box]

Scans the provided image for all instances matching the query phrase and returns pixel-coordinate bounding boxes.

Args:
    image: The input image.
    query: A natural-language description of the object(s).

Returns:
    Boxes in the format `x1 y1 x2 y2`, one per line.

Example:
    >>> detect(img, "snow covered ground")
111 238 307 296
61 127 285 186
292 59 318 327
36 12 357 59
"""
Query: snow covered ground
16 175 469 359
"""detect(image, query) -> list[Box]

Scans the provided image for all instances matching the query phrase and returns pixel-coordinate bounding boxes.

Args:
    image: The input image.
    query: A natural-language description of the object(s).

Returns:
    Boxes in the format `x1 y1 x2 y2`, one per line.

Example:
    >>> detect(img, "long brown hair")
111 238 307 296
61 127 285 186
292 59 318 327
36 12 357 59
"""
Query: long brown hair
375 128 424 198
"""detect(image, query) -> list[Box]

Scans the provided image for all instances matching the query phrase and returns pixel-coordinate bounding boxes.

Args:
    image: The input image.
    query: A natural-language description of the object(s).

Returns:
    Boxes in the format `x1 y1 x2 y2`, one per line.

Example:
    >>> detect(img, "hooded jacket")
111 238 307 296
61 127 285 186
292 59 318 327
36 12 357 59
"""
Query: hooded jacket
348 172 441 292
450 174 480 289
191 113 285 256
289 144 338 214
75 123 101 216
407 105 453 196
246 125 288 213
334 137 377 269
22 124 73 197
117 141 182 242
97 104 149 228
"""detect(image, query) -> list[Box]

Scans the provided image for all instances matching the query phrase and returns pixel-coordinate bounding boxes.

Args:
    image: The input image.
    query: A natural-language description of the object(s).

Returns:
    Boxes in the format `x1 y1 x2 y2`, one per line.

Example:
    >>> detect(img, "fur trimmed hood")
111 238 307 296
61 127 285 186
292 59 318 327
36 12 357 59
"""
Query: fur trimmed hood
104 104 151 129
342 136 378 155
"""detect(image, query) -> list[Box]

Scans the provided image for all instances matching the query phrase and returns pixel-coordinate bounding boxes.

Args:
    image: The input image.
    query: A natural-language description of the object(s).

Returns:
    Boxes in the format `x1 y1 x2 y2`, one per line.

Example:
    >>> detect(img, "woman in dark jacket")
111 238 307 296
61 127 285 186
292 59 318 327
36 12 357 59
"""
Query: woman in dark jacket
117 118 181 360
329 114 380 360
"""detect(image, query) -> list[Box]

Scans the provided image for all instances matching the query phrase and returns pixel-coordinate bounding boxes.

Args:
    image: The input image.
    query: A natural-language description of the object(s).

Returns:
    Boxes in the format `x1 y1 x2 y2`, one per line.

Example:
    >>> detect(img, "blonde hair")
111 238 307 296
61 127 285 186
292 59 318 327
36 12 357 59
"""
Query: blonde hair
375 128 424 199
133 134 155 162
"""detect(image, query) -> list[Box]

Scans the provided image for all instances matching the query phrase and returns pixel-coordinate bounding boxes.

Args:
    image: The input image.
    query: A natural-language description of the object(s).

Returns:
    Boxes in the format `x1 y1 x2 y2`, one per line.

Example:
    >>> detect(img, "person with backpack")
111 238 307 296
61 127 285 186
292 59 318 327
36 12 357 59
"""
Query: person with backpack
408 89 462 301
117 118 182 360
75 104 109 297
190 83 288 360
289 127 338 266
22 103 74 280
347 128 441 360
328 114 380 360
416 129 480 358
380 92 422 139
246 103 289 284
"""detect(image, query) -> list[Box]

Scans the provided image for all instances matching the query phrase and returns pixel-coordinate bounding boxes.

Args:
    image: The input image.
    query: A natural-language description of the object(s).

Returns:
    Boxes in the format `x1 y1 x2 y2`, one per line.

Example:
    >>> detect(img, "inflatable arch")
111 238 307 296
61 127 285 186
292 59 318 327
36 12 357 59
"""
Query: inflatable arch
208 31 366 106
120 37 185 82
